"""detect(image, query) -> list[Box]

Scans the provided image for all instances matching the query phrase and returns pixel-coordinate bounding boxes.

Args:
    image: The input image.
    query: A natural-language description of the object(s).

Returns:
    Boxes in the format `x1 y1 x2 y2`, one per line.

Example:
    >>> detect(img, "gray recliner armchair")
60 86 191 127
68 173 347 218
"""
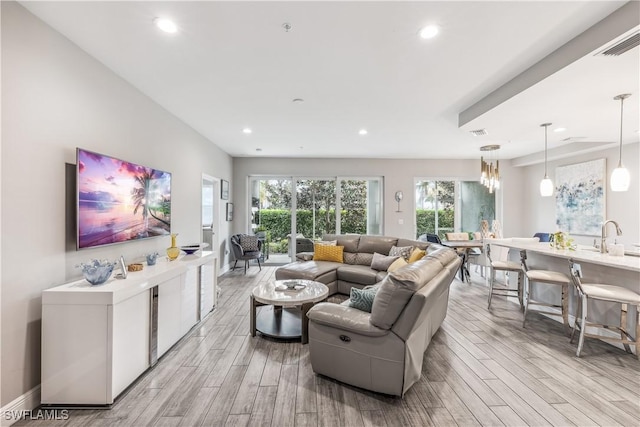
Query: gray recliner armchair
306 247 460 396
230 234 263 274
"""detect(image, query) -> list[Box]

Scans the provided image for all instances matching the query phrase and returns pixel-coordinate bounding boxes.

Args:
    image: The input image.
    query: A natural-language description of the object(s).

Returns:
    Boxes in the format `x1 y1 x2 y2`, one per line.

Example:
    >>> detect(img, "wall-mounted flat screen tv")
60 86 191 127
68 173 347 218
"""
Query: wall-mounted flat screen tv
77 148 171 249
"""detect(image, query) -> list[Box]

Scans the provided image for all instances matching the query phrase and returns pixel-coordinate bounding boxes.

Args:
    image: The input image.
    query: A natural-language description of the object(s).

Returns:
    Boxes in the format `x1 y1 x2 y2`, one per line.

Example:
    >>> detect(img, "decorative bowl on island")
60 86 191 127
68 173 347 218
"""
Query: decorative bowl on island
77 259 115 286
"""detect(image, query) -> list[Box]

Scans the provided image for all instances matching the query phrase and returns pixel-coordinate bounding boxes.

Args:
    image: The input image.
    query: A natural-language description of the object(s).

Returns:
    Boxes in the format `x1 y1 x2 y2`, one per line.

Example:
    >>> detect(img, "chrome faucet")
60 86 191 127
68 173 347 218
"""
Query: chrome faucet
601 220 622 253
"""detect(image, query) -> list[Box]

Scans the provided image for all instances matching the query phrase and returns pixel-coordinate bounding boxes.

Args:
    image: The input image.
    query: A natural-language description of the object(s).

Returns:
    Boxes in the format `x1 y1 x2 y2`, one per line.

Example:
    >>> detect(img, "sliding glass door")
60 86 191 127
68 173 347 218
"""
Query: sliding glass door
339 178 382 235
296 179 337 240
250 178 293 264
250 176 384 263
415 179 495 240
415 180 455 240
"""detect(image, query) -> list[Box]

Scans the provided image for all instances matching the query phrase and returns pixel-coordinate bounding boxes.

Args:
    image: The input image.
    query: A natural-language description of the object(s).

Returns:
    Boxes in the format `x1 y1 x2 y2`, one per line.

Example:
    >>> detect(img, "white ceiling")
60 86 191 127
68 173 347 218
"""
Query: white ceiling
20 1 639 160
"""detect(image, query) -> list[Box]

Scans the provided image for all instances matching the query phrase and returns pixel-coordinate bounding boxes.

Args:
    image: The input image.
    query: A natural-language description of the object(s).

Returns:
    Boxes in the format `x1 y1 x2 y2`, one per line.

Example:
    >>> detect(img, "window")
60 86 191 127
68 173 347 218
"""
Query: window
339 178 382 235
296 179 336 239
415 180 455 239
250 176 384 262
415 179 495 239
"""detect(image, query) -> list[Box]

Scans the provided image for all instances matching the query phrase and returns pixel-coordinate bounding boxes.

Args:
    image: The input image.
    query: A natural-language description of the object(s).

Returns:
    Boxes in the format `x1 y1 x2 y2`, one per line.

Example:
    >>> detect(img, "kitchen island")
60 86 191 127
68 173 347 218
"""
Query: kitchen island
490 240 639 354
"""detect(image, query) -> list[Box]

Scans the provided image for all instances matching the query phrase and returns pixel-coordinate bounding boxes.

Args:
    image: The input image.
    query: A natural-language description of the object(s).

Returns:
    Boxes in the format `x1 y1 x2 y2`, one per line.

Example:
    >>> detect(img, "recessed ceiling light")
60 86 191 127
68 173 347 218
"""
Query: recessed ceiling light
359 129 368 135
242 128 252 134
292 98 305 103
419 25 439 39
256 148 262 152
154 18 178 34
554 127 567 133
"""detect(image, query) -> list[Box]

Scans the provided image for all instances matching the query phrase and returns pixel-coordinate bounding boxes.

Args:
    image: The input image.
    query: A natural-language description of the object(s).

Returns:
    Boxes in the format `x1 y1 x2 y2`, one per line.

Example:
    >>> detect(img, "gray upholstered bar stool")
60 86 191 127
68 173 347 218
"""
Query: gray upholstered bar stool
569 261 640 359
486 242 524 310
521 250 571 333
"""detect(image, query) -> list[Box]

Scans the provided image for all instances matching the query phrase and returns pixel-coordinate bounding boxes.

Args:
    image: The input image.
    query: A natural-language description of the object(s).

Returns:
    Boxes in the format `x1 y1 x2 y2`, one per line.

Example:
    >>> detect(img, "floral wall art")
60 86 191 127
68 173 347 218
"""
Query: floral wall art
555 158 605 236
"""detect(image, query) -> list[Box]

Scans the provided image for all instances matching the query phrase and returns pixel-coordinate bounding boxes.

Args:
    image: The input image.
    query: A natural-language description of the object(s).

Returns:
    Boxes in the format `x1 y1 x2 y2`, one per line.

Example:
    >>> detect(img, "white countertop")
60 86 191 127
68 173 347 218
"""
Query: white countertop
490 240 640 273
43 251 217 305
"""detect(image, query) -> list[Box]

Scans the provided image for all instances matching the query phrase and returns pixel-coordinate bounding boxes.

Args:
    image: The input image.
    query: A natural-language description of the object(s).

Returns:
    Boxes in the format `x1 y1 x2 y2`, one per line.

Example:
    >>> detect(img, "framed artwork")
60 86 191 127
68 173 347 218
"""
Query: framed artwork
221 179 229 200
555 158 605 236
226 202 233 221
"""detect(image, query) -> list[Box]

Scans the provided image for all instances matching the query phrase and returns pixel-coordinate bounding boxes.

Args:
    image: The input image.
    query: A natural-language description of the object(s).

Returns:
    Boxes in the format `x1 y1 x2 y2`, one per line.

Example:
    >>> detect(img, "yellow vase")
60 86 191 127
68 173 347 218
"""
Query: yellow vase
166 233 180 261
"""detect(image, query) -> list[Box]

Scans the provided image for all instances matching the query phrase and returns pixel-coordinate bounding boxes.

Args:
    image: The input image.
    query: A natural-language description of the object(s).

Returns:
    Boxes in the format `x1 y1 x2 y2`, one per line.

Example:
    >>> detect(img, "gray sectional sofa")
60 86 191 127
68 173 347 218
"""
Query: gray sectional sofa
275 234 461 396
275 234 432 295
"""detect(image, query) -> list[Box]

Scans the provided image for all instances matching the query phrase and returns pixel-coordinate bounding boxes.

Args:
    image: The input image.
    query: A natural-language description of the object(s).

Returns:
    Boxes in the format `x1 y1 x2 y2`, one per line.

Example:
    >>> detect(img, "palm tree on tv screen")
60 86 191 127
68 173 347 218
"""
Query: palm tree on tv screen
131 171 170 236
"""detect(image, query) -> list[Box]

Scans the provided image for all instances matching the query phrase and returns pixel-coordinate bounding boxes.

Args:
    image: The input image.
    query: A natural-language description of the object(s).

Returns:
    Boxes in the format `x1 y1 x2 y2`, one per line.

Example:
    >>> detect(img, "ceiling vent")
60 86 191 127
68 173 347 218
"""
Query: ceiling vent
596 31 639 56
469 129 488 136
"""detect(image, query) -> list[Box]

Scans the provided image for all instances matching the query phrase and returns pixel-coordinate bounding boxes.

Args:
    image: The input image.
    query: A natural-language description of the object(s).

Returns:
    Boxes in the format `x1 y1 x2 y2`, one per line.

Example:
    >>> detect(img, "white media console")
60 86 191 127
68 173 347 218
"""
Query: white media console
41 251 217 405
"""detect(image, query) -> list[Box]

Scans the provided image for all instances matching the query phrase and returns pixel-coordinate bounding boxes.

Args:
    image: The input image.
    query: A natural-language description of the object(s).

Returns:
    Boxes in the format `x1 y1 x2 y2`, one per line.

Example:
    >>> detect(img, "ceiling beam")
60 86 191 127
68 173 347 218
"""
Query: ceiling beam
511 141 622 167
459 1 640 127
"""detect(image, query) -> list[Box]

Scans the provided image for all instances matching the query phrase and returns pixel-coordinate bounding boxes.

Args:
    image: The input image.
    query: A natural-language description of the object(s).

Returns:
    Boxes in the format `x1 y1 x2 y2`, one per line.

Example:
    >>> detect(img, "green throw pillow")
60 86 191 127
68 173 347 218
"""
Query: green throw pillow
348 287 377 313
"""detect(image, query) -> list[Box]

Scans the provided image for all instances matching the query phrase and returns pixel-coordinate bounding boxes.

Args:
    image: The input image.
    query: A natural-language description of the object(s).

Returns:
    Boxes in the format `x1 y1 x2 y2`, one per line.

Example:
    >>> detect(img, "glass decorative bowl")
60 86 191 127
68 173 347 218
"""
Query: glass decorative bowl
77 259 115 286
146 252 159 266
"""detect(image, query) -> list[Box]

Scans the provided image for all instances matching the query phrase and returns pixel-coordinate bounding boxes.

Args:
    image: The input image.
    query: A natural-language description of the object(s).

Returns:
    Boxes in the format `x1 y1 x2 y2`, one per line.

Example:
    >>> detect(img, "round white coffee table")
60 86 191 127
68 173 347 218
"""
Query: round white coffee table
250 279 329 344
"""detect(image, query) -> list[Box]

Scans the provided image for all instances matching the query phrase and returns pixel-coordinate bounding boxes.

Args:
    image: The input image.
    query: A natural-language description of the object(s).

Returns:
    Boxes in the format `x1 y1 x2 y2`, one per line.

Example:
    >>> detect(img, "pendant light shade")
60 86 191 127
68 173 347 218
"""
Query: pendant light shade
611 167 630 191
480 145 501 193
610 94 631 192
540 177 554 197
539 123 553 197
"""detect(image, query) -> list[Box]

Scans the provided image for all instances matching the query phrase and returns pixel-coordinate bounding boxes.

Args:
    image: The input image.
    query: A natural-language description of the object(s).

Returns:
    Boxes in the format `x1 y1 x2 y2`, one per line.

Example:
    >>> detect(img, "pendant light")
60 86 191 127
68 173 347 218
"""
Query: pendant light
610 93 631 192
539 123 554 197
480 145 501 193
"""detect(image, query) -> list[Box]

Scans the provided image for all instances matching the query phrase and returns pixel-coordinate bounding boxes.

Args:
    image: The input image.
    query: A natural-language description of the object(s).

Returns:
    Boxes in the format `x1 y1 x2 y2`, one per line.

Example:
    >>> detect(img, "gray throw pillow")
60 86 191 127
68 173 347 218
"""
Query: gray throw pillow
370 252 399 271
239 235 259 251
389 245 414 261
348 287 378 312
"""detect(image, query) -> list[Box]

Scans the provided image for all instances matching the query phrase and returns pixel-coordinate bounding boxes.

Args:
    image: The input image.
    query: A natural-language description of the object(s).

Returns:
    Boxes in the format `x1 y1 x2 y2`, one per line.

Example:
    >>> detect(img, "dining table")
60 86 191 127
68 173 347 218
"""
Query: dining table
441 240 484 282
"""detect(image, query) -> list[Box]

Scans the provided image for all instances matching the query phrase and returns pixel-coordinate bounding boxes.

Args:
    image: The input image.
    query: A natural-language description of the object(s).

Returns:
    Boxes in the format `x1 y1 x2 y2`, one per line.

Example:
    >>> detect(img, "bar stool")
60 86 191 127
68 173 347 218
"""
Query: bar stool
569 261 640 359
521 250 571 333
486 242 524 310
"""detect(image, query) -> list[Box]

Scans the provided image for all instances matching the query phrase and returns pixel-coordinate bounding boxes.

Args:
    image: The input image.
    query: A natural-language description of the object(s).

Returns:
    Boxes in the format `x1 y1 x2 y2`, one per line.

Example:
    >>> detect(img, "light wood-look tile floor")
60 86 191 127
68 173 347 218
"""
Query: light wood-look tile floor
18 267 640 426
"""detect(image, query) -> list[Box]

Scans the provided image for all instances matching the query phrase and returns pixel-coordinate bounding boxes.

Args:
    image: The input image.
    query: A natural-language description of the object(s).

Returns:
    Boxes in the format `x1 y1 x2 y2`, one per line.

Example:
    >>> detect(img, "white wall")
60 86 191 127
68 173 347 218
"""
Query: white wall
1 3 232 406
233 157 526 240
520 142 639 246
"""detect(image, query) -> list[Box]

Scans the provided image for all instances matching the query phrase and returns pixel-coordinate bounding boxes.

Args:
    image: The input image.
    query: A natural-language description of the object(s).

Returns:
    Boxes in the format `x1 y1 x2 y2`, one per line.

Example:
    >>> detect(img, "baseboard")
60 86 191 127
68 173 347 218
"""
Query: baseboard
218 263 231 275
1 385 40 427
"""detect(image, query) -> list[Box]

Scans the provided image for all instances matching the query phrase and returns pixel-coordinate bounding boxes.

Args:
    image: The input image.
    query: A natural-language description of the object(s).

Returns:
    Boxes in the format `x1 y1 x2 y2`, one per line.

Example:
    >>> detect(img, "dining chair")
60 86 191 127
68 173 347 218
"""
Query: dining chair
533 232 552 243
569 261 640 359
445 232 470 241
424 233 442 244
445 232 473 282
468 245 490 277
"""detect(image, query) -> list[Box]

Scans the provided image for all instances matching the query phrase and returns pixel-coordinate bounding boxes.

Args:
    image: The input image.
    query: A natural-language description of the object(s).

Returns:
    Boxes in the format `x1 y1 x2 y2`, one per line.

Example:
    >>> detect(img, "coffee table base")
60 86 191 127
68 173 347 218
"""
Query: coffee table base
256 306 302 339
250 296 314 344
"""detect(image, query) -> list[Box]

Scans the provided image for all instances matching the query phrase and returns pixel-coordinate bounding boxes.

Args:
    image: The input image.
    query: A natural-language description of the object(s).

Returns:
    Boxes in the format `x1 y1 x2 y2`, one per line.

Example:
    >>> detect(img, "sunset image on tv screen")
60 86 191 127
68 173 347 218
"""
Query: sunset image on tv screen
77 149 171 249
